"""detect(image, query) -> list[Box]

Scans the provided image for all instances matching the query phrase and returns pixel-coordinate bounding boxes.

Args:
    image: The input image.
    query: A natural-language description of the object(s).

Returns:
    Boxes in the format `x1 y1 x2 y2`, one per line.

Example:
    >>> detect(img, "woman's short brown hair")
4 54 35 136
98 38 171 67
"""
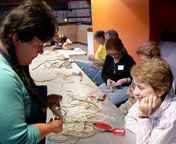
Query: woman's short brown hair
0 0 57 65
131 58 173 93
105 37 127 56
136 41 160 58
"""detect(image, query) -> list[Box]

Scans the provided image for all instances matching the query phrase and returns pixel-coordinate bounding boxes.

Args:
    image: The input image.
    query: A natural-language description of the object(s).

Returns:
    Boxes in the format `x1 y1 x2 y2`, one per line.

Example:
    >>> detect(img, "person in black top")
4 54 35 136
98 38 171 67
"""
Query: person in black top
99 32 135 106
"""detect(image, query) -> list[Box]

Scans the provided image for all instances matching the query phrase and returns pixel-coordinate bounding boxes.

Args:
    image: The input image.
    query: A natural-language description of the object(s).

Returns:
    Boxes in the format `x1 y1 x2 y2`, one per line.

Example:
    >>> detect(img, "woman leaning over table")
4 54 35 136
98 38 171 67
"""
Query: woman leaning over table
0 0 62 143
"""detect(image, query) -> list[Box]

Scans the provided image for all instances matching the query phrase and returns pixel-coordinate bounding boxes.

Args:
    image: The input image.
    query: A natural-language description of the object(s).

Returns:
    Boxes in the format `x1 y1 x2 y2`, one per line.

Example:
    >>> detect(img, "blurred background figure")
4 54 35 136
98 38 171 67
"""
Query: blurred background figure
43 31 72 50
136 41 160 63
76 30 106 85
59 33 73 50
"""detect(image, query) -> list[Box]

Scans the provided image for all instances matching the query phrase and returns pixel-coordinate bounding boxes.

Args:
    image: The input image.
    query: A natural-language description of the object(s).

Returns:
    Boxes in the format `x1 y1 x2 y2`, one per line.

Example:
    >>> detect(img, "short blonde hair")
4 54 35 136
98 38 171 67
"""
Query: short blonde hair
131 58 173 93
136 41 160 58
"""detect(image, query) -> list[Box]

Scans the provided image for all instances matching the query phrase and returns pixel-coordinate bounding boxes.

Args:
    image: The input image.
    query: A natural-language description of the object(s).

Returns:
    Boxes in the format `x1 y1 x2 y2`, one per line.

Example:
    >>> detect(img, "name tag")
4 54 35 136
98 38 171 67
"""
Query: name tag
118 65 124 70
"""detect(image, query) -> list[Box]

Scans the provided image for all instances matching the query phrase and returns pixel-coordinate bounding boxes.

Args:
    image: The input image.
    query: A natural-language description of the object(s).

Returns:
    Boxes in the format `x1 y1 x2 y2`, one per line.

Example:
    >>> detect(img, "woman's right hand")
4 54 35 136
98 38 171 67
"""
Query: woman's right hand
107 79 116 89
138 95 161 118
48 118 63 133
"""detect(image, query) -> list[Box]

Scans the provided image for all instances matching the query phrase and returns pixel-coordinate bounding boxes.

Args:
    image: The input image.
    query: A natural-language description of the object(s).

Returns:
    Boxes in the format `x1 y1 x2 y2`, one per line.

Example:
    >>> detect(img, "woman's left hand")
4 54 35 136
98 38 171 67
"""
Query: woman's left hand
138 95 162 118
115 78 127 86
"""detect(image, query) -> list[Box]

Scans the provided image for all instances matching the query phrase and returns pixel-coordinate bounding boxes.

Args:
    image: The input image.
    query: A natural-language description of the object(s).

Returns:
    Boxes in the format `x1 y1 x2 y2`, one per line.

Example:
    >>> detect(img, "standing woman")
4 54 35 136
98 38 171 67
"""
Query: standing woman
0 0 62 143
99 33 135 106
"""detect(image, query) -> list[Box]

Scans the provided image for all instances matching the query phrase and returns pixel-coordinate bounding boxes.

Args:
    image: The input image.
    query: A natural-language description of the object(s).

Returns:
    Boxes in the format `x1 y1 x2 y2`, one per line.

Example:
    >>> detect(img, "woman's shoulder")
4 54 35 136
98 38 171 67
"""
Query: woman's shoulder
0 62 22 89
166 99 176 116
161 94 176 122
119 53 135 66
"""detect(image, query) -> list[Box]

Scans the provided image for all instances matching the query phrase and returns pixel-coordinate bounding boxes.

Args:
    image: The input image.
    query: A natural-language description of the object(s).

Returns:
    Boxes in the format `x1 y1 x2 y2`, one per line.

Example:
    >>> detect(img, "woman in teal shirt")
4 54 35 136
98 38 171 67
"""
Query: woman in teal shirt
0 0 62 143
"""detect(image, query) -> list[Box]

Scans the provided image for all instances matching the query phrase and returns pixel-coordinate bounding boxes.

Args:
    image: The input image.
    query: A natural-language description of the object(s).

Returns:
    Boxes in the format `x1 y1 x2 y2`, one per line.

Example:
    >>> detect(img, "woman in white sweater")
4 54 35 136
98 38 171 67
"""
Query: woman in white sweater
125 58 176 144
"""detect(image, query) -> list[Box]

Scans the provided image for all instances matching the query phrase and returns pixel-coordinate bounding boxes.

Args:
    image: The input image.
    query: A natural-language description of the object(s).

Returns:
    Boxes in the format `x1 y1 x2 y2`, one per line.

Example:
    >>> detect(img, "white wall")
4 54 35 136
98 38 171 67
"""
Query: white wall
77 25 90 44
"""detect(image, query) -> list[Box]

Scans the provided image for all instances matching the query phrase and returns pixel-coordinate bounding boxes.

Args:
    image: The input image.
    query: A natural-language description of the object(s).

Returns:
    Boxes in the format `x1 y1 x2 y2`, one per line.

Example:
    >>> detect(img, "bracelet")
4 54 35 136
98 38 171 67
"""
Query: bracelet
138 114 149 119
127 78 131 83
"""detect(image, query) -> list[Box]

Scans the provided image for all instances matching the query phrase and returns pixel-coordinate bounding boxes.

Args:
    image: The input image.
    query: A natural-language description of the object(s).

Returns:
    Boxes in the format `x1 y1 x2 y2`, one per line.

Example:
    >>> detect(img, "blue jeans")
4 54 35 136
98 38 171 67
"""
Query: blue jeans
99 83 128 106
76 61 104 86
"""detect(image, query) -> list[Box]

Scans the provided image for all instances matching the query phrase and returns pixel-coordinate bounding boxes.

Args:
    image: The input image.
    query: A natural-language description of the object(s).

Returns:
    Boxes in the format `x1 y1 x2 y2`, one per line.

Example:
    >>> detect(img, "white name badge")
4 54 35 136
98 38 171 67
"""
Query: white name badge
118 65 124 70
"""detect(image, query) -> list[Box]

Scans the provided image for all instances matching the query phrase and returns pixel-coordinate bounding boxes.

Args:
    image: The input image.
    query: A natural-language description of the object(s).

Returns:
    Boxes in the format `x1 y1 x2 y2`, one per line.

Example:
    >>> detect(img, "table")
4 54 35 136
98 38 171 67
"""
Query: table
43 47 86 56
30 50 136 144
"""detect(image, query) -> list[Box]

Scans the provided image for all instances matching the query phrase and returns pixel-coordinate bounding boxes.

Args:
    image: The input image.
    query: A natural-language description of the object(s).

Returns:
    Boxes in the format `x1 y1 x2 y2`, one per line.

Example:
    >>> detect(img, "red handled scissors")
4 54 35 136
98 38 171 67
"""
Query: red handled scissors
94 122 126 136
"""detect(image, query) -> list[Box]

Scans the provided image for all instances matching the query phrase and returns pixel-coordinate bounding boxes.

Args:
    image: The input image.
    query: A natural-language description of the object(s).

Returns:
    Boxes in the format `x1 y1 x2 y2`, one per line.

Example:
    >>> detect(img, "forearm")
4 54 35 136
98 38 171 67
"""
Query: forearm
121 77 131 84
115 77 131 86
34 123 51 140
34 120 62 140
136 118 153 144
